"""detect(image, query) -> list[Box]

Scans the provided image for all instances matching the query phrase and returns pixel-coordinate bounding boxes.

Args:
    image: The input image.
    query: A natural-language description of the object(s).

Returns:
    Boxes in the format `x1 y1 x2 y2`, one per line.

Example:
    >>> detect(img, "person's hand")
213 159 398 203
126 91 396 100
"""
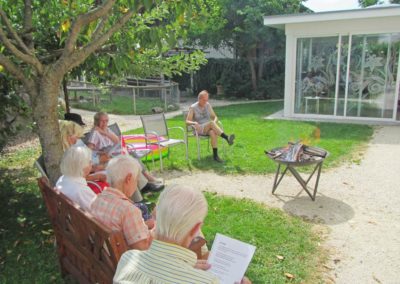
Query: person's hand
145 218 155 230
234 276 252 284
99 152 111 164
193 123 201 132
194 259 211 271
95 126 108 136
96 173 107 182
92 163 106 172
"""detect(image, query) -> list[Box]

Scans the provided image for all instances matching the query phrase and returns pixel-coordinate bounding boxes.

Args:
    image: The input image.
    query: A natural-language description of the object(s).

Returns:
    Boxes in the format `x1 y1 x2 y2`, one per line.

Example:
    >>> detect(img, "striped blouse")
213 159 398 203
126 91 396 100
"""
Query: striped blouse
113 240 219 284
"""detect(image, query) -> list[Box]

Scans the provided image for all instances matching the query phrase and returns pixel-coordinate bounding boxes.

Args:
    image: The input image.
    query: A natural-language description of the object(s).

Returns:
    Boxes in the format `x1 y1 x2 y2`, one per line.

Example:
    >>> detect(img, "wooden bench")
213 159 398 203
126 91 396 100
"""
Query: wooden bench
37 177 128 283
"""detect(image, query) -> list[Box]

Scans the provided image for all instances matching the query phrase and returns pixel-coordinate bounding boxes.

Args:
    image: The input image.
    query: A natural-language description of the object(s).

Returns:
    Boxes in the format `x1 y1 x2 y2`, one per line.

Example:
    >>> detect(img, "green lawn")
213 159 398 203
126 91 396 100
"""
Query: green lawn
0 101 374 282
0 146 324 283
128 101 374 174
203 194 324 284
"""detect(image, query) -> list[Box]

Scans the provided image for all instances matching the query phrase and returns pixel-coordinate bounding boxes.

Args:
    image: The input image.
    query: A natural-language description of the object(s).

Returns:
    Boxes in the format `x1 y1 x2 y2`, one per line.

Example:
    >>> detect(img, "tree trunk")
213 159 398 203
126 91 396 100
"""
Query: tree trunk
248 59 257 92
31 73 64 185
257 50 265 82
63 78 70 113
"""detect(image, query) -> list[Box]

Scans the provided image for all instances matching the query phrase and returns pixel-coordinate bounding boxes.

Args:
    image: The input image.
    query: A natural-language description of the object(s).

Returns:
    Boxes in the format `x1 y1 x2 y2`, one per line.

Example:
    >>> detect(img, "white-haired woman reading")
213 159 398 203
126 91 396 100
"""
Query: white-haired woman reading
114 184 252 284
56 146 96 212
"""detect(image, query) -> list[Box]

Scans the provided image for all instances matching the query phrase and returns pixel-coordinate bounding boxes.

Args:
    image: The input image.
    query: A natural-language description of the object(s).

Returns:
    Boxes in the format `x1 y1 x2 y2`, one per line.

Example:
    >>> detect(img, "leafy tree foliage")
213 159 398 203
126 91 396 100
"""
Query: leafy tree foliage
189 0 304 96
0 0 207 183
358 0 400 6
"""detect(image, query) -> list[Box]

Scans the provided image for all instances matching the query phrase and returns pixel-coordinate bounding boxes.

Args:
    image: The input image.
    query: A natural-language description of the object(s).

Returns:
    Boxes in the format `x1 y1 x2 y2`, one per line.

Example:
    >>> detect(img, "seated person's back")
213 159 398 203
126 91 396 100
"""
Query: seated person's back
113 184 219 284
56 146 96 212
91 155 151 251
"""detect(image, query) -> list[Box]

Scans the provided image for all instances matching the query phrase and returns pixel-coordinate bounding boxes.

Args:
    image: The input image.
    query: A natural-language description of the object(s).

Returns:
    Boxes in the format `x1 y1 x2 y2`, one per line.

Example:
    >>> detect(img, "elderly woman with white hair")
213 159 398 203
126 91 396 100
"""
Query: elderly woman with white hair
56 146 96 212
114 185 252 284
91 155 153 250
113 184 218 283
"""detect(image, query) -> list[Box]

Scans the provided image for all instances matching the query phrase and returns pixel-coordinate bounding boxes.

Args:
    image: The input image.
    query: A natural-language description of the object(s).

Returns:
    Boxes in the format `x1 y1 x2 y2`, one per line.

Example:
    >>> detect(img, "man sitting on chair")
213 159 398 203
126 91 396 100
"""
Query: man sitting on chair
186 90 235 163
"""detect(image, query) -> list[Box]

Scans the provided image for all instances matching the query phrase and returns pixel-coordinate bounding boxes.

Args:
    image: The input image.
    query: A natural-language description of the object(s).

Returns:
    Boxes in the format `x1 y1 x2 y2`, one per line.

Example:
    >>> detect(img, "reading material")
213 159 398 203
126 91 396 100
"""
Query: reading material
207 233 256 284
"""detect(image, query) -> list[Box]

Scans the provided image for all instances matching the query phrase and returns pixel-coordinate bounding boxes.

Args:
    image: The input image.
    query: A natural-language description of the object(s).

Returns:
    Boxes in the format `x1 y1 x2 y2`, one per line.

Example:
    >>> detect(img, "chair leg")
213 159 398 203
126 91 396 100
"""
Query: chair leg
159 146 163 171
185 135 189 160
197 139 201 160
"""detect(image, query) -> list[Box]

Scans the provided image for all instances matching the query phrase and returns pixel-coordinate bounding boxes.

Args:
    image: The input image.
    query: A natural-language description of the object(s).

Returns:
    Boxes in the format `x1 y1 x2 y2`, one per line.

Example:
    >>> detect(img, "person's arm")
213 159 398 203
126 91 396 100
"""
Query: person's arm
208 104 218 123
86 172 106 182
129 235 152 250
123 206 152 250
194 259 211 270
95 127 120 144
186 108 199 126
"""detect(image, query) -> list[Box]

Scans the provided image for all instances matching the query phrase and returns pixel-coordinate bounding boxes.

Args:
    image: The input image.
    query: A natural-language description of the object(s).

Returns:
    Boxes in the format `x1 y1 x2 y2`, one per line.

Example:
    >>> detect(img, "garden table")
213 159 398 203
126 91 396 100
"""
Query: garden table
266 146 328 201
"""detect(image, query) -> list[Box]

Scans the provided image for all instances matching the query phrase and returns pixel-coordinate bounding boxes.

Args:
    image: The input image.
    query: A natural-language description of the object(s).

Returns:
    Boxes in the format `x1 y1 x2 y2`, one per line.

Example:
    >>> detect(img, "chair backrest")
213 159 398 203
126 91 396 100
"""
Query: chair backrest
34 155 49 180
108 123 122 137
81 131 93 145
140 113 169 138
37 177 128 283
182 110 192 133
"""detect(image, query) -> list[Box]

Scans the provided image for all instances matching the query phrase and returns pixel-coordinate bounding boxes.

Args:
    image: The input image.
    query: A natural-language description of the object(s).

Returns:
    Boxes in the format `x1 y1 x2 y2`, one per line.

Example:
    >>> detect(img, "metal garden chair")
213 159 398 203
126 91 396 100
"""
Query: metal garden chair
183 110 225 160
140 113 188 171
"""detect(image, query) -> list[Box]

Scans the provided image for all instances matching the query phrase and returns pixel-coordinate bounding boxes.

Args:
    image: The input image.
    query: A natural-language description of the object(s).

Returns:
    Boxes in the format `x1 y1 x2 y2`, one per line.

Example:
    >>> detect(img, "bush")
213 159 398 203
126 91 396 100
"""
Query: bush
172 57 285 99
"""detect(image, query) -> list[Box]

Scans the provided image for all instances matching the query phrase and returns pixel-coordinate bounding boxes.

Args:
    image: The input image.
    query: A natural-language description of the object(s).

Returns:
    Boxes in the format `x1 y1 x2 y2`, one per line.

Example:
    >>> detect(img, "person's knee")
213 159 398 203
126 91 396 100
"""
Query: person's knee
209 130 216 137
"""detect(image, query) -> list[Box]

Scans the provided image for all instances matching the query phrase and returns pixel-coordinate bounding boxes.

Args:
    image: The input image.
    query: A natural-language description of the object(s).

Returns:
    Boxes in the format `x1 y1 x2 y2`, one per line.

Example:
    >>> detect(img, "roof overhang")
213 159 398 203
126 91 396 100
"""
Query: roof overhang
264 5 400 30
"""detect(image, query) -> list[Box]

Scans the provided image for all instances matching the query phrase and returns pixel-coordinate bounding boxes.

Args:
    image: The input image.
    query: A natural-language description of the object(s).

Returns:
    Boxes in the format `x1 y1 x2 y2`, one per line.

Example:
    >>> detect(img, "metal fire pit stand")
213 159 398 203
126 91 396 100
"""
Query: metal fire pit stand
268 147 328 201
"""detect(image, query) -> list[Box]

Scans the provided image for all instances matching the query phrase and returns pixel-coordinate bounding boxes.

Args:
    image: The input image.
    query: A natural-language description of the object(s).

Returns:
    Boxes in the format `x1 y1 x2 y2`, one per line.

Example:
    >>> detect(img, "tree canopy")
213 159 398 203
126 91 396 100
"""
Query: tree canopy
358 0 400 7
0 0 208 182
188 0 304 95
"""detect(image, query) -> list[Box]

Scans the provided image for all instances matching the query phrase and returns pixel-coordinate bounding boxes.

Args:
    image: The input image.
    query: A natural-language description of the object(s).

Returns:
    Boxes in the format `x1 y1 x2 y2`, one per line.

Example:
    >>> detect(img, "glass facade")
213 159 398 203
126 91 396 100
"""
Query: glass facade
294 33 400 120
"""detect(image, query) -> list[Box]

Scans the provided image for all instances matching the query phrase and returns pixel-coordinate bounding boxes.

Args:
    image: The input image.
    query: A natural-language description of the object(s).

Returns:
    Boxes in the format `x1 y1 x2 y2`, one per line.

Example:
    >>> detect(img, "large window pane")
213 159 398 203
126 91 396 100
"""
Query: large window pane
295 36 338 115
347 33 400 118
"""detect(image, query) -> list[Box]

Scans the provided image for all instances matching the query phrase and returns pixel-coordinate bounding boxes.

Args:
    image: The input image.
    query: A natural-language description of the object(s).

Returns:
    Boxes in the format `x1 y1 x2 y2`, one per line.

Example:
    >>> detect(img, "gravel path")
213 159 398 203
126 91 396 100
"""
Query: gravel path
74 101 400 283
165 126 400 284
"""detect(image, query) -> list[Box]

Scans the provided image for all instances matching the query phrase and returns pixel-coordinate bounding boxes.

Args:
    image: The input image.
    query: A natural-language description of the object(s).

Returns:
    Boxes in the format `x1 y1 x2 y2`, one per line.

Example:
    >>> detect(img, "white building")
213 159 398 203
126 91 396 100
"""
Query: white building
264 5 400 123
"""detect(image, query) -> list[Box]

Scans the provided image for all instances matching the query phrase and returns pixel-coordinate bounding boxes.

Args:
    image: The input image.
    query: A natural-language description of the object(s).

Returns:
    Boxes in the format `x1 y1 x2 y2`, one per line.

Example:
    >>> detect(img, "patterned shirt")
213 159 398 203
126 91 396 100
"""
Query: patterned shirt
90 187 149 246
113 240 219 284
88 128 115 152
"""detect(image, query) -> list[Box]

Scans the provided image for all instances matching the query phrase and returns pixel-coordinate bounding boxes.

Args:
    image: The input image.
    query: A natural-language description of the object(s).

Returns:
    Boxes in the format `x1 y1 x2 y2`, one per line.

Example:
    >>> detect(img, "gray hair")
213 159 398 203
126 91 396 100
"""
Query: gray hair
93 111 108 127
155 184 208 243
60 146 92 177
198 90 209 100
106 155 141 187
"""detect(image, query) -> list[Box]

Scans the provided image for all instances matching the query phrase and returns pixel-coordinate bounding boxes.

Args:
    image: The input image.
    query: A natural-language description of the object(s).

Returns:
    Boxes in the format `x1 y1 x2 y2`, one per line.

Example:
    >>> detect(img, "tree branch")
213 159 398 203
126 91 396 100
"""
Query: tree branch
64 10 135 71
91 15 109 41
0 8 33 55
62 0 116 56
0 54 34 88
23 0 34 50
0 26 44 74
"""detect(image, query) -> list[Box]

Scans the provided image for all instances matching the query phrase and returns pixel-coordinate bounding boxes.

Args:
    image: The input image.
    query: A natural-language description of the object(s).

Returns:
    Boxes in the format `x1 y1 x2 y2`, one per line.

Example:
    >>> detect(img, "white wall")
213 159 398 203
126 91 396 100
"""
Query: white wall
283 15 400 121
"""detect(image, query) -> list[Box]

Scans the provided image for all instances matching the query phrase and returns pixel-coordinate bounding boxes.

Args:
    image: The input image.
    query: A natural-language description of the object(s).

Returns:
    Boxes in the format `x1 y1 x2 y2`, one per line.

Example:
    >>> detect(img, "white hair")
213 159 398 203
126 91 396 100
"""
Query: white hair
155 184 208 243
106 155 141 187
60 146 92 177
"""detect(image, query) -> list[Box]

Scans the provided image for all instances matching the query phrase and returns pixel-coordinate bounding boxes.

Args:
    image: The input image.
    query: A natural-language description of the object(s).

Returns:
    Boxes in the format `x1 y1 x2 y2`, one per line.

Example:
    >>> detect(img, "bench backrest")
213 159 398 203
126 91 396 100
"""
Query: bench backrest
37 177 128 283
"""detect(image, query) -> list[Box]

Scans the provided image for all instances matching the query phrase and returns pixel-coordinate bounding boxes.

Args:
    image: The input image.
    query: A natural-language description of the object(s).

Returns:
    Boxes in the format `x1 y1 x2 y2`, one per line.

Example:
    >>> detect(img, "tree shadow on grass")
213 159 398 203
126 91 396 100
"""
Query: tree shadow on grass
0 169 63 283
